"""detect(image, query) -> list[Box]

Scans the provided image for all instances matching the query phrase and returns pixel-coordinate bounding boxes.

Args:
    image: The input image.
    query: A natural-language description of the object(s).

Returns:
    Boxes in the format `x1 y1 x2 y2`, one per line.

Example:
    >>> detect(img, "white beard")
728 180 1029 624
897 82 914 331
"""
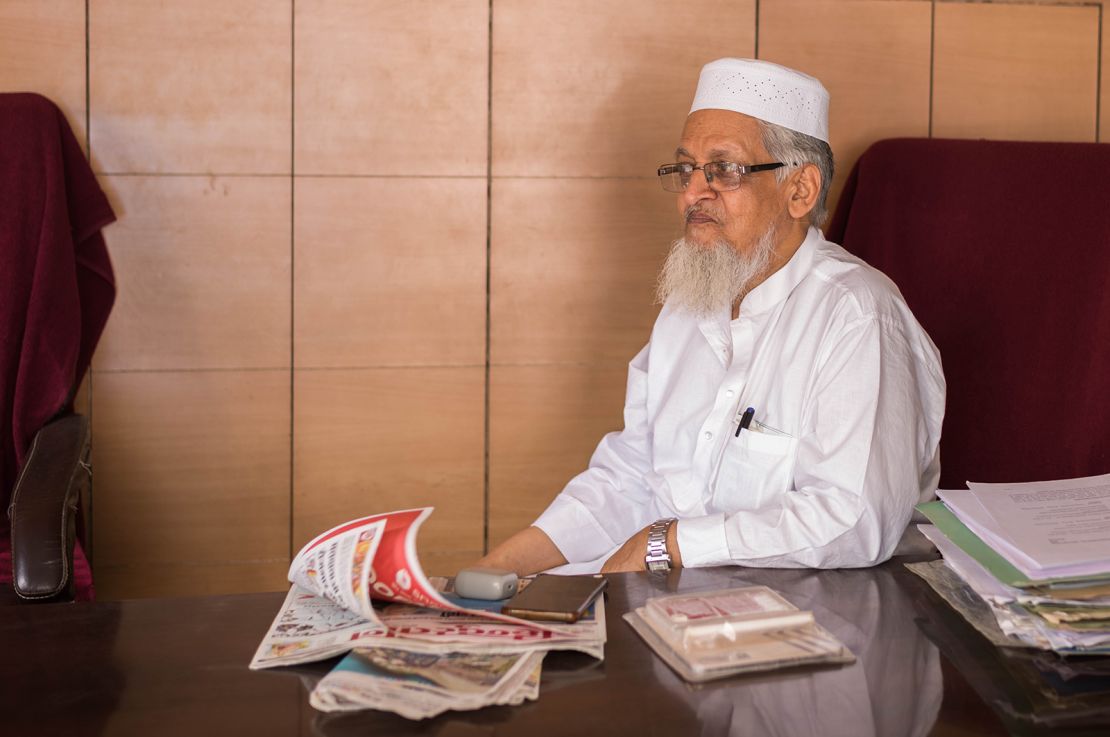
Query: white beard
655 227 776 317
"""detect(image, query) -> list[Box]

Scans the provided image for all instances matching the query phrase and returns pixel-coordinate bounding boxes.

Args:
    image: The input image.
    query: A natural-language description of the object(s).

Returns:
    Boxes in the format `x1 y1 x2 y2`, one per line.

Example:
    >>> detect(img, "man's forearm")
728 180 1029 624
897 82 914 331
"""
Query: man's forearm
476 526 568 576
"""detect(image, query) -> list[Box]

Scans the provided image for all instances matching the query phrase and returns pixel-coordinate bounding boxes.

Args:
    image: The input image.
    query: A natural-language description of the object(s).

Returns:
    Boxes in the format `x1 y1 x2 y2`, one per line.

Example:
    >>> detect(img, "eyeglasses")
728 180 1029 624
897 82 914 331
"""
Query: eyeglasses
657 161 786 193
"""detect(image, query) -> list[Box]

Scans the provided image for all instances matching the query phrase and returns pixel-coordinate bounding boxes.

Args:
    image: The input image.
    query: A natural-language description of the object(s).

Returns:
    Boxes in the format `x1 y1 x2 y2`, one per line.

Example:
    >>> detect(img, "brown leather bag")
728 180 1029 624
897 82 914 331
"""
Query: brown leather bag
8 413 91 600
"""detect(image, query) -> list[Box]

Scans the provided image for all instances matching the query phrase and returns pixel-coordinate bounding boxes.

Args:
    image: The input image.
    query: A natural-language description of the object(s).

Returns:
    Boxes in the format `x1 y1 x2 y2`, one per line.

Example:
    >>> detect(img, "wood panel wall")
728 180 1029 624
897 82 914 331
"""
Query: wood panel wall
2 0 1104 599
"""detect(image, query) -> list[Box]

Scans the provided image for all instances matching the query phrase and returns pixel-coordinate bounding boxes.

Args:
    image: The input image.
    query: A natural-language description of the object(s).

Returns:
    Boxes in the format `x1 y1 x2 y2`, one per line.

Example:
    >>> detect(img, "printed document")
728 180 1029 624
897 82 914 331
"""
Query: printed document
938 473 1110 579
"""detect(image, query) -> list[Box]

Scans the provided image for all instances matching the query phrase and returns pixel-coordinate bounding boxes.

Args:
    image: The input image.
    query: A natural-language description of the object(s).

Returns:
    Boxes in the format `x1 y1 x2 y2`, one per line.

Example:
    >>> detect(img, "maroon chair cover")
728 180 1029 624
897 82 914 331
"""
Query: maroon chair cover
0 93 116 600
827 138 1110 489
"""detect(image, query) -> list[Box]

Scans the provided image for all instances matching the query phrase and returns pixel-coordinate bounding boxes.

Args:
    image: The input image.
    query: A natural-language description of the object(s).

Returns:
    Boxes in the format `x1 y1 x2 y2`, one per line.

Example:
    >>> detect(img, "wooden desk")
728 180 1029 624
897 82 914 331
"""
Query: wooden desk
0 561 1087 736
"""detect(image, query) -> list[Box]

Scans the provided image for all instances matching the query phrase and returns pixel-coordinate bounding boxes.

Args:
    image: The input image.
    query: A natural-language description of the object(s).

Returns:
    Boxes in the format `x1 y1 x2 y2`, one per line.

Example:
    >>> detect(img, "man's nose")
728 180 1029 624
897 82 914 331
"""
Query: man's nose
681 168 716 206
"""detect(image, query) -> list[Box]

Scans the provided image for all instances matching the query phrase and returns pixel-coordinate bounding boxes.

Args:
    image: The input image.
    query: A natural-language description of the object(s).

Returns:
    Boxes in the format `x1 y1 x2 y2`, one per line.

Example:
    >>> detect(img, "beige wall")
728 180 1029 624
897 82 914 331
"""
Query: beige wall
2 0 1104 599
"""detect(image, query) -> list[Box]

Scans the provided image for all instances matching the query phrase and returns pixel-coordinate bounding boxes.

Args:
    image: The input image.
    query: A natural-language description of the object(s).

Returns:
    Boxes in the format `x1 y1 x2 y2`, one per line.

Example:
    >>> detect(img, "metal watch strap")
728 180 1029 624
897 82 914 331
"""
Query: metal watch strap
644 517 677 573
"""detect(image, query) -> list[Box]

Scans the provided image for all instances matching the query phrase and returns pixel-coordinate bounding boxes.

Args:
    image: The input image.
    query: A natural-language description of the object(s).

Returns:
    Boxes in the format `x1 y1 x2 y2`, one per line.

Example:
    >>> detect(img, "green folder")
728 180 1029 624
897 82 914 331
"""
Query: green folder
916 501 1110 591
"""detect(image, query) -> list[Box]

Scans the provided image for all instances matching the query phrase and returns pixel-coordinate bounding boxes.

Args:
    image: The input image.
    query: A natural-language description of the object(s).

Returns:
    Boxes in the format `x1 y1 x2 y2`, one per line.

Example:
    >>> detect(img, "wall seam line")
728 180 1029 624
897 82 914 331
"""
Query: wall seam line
483 0 494 556
85 0 94 568
754 0 760 59
929 0 936 138
85 0 91 154
1097 2 1103 142
289 0 297 564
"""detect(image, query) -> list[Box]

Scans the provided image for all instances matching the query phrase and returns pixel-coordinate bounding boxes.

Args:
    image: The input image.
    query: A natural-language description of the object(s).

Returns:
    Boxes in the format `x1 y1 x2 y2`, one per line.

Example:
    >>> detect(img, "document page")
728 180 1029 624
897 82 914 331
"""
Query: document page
935 489 1049 577
965 473 1110 573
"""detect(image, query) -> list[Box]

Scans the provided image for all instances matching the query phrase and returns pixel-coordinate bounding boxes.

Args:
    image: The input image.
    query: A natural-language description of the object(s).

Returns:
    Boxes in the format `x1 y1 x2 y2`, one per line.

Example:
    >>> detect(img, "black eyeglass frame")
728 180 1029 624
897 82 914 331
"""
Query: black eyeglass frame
656 161 787 193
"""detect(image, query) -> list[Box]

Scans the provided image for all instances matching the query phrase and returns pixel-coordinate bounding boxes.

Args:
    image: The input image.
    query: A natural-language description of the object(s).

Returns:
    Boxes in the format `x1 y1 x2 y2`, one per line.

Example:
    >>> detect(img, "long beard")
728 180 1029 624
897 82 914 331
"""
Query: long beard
655 227 776 317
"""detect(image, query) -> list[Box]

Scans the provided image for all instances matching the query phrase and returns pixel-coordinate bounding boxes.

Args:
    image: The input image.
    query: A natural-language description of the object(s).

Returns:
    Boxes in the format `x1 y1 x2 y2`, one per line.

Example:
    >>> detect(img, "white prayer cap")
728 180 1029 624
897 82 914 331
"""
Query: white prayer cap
689 58 830 144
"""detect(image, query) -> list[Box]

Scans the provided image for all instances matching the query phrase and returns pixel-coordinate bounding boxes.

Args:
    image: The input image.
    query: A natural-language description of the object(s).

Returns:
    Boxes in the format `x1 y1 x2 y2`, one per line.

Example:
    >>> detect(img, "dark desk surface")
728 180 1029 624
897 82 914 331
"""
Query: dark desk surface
1 560 1102 737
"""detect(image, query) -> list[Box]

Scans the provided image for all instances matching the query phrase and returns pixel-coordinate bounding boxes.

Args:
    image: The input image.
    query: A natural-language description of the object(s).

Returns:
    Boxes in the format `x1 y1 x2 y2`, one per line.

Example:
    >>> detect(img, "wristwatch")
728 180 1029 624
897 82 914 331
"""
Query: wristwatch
644 518 677 573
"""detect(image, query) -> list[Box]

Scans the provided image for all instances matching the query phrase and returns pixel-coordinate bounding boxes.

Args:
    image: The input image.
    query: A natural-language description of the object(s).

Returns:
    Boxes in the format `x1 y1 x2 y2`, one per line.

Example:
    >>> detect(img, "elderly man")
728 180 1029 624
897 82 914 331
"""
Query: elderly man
481 58 945 576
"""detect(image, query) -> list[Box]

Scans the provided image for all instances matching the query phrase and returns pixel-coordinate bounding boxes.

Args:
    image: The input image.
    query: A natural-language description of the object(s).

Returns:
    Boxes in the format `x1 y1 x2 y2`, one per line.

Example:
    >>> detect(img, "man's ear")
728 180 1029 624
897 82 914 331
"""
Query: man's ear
786 163 821 220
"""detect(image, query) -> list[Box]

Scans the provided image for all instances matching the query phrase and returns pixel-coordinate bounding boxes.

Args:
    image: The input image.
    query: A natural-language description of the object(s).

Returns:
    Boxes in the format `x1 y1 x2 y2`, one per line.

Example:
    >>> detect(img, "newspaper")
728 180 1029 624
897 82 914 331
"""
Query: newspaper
309 644 546 718
251 583 607 669
374 597 606 660
249 507 606 717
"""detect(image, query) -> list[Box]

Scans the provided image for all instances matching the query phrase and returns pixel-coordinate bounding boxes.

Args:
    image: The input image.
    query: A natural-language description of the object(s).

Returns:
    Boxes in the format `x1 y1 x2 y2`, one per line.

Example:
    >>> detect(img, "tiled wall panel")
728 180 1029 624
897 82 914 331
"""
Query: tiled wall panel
491 178 674 366
91 370 291 598
0 0 87 146
95 561 290 600
94 176 292 371
294 177 487 368
488 364 629 547
933 2 1099 142
492 0 756 177
293 368 485 576
89 0 292 173
759 0 932 213
294 0 489 176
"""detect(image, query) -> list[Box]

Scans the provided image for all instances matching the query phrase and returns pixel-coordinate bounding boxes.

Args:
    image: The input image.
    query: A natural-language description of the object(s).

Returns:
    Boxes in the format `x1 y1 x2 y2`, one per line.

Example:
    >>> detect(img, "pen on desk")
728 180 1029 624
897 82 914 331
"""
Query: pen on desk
735 407 755 437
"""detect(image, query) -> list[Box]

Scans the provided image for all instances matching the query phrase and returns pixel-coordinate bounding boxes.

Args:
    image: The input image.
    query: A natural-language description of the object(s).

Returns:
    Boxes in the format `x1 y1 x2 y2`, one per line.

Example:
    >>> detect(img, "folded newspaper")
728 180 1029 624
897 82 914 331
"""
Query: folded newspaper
249 508 605 718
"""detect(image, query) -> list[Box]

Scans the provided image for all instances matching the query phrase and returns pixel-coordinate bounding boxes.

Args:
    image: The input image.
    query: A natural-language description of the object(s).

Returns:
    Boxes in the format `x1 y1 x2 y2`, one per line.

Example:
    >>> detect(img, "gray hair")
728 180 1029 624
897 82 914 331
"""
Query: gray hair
758 121 835 227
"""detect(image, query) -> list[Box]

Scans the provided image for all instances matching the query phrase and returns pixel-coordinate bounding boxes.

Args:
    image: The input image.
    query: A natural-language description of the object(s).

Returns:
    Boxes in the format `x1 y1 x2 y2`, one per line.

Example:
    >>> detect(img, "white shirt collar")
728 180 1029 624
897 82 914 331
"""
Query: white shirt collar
695 226 821 364
738 226 820 317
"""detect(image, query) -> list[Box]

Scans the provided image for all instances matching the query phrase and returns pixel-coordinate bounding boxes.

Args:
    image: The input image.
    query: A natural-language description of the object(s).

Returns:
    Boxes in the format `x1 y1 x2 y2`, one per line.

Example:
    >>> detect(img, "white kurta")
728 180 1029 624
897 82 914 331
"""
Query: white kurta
534 227 945 571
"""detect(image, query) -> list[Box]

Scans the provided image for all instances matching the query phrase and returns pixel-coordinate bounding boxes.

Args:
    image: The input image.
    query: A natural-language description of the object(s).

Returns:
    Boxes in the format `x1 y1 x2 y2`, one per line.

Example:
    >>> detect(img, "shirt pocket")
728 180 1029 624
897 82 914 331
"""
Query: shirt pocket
712 429 797 512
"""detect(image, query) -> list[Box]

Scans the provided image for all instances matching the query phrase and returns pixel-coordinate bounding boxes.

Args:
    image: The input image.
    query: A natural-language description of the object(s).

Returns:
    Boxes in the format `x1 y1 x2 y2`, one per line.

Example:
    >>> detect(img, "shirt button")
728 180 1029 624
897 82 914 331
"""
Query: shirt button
704 431 713 440
725 390 734 398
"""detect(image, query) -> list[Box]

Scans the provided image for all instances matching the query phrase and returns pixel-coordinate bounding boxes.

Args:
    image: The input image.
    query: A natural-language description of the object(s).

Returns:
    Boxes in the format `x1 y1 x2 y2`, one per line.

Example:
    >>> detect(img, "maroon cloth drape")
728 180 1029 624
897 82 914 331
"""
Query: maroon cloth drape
1 92 115 502
1 93 116 600
827 138 1110 488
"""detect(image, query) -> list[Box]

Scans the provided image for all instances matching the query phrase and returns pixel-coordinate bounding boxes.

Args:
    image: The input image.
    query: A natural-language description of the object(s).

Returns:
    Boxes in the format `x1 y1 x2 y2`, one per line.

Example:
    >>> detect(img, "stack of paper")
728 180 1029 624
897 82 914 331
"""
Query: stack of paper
909 562 1110 733
912 472 1110 654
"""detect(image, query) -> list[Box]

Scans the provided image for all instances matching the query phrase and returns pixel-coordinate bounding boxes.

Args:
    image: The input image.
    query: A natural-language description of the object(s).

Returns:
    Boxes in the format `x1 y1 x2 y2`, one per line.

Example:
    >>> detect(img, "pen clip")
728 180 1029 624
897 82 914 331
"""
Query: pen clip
734 407 755 437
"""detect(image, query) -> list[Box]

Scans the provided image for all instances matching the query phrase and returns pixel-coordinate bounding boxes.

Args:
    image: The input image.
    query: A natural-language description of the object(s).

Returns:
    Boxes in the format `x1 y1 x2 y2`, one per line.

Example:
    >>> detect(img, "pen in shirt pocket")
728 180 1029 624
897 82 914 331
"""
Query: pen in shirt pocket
734 406 755 437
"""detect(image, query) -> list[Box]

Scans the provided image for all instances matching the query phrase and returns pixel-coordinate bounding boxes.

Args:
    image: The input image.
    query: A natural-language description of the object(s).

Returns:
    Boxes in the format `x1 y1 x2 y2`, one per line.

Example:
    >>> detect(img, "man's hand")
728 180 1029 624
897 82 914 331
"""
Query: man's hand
601 521 683 573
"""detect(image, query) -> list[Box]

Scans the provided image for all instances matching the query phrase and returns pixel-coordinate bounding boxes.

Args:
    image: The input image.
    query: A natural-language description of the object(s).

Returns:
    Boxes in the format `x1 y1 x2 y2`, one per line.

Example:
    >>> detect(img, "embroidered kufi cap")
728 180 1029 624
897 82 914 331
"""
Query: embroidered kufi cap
689 58 829 143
